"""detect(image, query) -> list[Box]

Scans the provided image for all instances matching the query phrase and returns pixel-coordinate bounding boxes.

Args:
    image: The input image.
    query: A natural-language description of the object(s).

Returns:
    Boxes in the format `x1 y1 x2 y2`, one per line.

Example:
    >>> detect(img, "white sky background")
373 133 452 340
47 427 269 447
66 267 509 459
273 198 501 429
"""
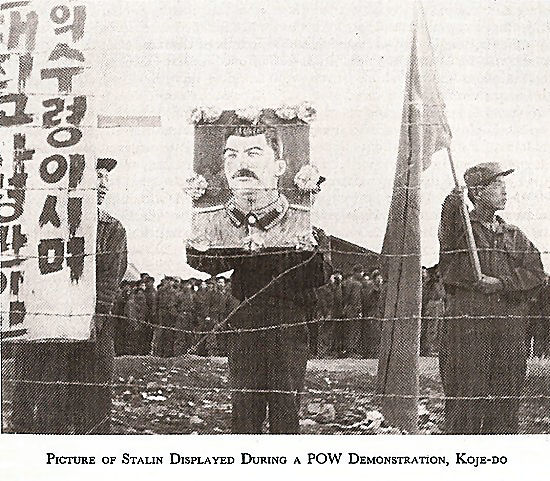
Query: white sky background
90 0 550 279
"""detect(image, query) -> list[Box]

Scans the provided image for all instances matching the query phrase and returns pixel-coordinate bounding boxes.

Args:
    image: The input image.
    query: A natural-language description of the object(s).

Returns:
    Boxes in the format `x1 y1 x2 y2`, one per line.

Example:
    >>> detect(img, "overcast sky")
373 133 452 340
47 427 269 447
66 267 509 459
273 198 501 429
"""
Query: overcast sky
90 0 550 279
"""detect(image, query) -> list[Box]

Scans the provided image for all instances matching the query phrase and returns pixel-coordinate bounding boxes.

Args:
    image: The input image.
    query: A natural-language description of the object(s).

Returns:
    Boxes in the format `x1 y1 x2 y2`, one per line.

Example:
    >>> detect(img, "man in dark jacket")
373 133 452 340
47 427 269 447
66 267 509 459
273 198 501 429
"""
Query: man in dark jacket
189 244 326 433
153 277 177 356
188 117 327 433
438 162 545 434
11 157 127 434
70 157 128 433
173 280 196 356
342 265 365 357
317 271 343 358
209 276 232 356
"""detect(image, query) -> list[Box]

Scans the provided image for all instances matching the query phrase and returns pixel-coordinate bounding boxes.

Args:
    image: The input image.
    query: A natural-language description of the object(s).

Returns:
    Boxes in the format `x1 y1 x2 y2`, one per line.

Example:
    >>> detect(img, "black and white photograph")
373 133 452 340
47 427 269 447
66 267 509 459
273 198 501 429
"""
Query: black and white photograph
1 0 550 478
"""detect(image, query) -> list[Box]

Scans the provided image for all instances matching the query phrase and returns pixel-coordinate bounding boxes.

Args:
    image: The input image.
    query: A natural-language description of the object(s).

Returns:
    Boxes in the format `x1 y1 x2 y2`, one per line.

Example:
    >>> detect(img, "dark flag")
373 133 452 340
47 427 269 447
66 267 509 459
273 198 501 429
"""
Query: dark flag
376 1 452 433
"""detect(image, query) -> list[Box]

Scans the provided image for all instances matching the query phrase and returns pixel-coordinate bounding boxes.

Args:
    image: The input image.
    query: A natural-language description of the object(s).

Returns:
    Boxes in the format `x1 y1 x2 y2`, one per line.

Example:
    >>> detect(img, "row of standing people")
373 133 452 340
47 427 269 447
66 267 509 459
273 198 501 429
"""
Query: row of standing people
112 268 550 364
312 265 457 360
313 266 385 359
112 274 238 358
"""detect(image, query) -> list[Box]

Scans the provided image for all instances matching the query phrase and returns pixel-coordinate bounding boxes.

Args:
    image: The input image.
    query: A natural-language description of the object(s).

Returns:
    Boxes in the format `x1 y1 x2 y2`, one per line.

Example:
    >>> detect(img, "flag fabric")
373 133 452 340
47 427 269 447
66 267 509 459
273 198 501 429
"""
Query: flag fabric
376 2 451 433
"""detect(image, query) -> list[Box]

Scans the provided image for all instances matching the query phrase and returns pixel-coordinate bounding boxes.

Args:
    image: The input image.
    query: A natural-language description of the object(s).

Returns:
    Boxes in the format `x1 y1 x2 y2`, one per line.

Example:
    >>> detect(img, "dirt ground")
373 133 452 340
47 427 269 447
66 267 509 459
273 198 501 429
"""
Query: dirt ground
2 355 550 434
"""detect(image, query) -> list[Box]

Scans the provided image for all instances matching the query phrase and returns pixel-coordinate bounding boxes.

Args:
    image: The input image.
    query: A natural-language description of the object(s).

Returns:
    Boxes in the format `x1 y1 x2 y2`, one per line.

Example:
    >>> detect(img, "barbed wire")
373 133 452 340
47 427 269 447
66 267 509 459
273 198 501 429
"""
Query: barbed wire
0 186 98 191
2 376 550 402
177 252 319 357
2 237 549 421
0 185 435 192
3 308 550 338
2 246 550 262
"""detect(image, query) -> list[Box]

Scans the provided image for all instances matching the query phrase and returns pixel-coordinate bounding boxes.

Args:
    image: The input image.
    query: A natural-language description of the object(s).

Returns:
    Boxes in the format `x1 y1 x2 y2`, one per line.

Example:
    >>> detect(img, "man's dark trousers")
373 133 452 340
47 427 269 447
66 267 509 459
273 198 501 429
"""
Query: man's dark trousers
228 297 309 434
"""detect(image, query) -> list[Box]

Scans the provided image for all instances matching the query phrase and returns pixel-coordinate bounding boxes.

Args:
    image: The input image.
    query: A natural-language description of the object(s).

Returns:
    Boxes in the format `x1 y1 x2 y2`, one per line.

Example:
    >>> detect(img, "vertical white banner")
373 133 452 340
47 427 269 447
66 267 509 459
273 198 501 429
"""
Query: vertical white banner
0 0 96 341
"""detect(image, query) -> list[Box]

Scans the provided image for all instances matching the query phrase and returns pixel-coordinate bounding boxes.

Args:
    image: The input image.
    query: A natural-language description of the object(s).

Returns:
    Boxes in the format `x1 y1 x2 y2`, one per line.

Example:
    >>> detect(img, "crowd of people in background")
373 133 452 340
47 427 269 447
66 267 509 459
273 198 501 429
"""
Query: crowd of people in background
112 273 237 357
111 266 550 361
308 266 385 359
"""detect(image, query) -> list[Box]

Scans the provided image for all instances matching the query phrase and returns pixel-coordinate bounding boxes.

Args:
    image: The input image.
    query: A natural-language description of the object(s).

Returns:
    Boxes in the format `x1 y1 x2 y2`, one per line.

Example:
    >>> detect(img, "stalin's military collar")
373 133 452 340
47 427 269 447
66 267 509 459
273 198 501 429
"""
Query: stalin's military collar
225 194 289 231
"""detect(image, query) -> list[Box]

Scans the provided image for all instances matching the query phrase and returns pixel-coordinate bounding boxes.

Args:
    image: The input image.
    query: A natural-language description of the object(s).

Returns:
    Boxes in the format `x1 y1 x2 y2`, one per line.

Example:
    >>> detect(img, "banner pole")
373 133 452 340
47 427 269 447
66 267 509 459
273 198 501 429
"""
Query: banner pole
446 147 482 281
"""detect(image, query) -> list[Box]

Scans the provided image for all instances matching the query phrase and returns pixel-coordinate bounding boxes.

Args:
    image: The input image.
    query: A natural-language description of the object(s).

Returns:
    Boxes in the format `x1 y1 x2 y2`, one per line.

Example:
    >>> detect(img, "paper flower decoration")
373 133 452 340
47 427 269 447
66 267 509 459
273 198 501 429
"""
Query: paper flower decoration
188 106 223 124
189 107 203 124
190 103 316 124
187 235 210 252
296 101 317 123
202 106 223 123
294 164 322 192
242 232 265 252
275 105 297 121
184 173 208 200
235 106 262 124
295 232 318 251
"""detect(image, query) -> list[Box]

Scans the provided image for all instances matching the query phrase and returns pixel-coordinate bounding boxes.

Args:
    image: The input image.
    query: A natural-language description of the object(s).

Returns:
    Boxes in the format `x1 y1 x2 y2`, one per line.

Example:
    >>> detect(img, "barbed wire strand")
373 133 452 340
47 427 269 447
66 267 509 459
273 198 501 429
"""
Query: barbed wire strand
177 252 319 365
2 246 550 262
2 377 550 402
3 309 550 337
0 185 435 192
2 246 550 427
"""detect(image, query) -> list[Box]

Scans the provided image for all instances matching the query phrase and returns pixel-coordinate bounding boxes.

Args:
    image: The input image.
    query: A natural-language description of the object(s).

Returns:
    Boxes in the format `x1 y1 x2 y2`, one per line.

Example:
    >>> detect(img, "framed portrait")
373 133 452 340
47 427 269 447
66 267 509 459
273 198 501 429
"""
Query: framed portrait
187 106 321 252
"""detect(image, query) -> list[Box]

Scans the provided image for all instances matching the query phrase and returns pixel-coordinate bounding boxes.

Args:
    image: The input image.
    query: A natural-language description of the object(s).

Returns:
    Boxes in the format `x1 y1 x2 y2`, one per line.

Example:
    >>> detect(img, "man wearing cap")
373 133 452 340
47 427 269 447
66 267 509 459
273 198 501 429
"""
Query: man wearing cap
11 157 127 434
69 157 128 433
438 162 545 434
342 265 365 358
154 277 175 355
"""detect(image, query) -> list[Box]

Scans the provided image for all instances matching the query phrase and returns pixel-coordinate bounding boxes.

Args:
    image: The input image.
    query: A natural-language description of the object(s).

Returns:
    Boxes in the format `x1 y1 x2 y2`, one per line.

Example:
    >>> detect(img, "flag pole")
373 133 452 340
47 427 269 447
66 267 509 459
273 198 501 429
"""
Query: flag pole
446 147 482 281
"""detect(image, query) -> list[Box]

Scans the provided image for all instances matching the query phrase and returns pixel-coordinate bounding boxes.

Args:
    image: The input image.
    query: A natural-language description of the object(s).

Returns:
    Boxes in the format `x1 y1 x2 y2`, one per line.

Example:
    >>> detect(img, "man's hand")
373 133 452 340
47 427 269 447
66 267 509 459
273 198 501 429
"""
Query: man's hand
474 275 503 294
451 185 466 196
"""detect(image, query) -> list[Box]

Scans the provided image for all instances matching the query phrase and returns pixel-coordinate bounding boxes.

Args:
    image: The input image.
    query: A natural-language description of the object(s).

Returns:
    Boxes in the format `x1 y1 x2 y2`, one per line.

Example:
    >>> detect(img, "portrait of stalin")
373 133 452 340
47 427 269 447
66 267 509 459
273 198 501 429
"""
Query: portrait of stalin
190 122 312 250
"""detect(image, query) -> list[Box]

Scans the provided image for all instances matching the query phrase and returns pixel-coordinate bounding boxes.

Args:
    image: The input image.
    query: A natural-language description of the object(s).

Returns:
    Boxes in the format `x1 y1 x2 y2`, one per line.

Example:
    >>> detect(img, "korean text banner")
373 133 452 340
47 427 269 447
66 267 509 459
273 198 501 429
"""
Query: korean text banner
1 0 96 341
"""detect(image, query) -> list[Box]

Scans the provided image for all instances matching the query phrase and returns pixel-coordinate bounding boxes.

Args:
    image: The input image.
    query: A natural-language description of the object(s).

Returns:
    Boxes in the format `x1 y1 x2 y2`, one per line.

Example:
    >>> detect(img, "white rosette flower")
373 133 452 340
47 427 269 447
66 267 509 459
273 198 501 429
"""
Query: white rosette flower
235 106 262 124
295 232 318 251
243 232 265 252
189 107 204 124
187 235 210 252
184 173 208 200
275 105 297 121
201 106 223 123
294 164 322 192
296 101 316 123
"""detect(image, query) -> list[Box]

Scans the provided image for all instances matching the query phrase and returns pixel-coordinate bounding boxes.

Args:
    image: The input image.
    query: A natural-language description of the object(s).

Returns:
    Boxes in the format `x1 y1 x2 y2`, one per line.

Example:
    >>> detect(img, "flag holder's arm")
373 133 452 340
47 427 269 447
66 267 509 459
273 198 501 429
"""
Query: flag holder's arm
446 148 482 281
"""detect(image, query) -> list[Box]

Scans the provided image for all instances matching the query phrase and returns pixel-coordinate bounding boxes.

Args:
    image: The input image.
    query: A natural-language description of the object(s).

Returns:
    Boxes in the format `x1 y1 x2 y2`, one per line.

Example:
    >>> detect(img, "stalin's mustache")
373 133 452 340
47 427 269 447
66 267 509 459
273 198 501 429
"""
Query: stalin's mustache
233 169 258 180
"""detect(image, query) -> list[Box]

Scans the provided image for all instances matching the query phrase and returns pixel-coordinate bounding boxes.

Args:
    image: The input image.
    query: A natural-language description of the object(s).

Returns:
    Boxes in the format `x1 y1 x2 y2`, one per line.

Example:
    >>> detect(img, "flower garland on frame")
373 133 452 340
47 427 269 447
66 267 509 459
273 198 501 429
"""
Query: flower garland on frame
185 102 322 200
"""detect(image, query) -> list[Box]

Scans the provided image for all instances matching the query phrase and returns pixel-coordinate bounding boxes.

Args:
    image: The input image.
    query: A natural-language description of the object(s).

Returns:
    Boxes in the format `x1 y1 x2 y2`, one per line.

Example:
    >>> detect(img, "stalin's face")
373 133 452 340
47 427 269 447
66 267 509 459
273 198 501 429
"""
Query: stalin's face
223 134 286 199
